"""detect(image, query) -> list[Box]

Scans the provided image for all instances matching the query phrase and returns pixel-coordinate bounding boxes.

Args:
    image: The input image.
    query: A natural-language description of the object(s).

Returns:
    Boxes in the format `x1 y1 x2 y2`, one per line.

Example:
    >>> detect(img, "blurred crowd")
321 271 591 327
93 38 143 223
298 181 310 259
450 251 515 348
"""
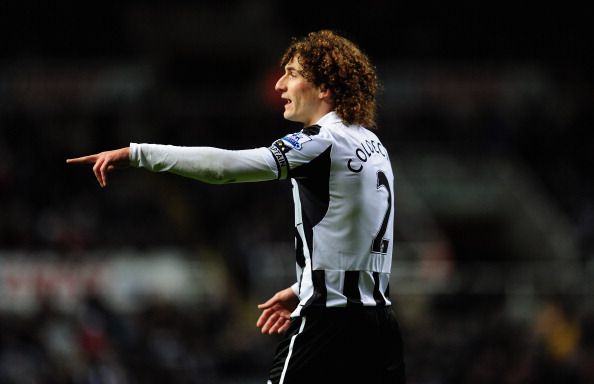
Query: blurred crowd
2 292 594 383
0 293 275 383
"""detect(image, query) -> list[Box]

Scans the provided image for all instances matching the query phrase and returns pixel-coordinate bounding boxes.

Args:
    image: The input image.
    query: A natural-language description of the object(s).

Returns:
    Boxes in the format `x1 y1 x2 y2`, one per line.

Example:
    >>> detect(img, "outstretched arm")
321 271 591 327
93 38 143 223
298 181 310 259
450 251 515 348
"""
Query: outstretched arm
67 143 278 187
256 286 299 335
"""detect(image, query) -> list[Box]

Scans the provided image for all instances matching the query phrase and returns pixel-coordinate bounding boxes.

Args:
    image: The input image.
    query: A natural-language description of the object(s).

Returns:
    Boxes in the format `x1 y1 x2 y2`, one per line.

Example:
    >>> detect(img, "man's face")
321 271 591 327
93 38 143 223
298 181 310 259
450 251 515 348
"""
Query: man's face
275 56 325 127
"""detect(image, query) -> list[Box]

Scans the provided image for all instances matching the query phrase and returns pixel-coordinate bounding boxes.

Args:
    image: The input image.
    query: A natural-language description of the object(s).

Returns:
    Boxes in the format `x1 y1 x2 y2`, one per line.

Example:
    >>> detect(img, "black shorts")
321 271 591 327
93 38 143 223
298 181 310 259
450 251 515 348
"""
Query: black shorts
267 307 405 384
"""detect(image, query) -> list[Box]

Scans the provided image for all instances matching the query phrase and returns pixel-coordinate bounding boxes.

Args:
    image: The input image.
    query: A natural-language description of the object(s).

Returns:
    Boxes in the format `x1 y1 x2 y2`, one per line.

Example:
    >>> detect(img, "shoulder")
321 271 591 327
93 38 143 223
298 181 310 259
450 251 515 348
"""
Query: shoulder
277 125 325 153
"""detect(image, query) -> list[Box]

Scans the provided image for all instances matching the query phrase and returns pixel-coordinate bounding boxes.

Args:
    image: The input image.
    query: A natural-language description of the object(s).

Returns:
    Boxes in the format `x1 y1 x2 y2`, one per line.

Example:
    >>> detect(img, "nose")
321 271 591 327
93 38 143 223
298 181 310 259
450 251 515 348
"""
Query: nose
275 74 286 92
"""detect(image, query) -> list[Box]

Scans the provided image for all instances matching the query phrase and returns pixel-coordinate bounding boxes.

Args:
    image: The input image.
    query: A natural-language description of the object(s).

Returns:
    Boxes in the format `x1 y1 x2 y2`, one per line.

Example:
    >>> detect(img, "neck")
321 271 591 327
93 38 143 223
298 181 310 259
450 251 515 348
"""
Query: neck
303 103 333 127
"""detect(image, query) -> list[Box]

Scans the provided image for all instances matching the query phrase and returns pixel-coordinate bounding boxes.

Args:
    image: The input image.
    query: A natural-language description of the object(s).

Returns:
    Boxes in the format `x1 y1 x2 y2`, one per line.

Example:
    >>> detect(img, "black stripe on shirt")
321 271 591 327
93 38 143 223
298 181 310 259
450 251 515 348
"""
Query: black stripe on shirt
295 227 305 269
293 145 332 238
344 271 363 307
304 270 327 309
372 272 387 306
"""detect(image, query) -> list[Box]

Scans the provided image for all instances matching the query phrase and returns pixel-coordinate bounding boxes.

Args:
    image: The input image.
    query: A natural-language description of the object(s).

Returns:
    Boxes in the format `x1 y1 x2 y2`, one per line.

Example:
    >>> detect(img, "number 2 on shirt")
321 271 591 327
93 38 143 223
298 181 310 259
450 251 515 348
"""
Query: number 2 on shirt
371 170 392 254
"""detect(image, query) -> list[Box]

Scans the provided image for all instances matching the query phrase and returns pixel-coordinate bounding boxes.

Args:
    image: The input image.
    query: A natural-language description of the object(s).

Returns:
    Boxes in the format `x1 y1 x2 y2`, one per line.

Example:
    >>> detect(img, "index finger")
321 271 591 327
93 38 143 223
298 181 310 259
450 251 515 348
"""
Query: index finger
66 155 98 165
256 307 274 328
257 297 278 310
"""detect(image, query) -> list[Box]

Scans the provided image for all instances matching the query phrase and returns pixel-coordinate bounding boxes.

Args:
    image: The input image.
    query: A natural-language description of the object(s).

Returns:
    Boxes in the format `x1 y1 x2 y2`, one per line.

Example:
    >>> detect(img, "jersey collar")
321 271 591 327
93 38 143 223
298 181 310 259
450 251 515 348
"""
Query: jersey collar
313 111 342 127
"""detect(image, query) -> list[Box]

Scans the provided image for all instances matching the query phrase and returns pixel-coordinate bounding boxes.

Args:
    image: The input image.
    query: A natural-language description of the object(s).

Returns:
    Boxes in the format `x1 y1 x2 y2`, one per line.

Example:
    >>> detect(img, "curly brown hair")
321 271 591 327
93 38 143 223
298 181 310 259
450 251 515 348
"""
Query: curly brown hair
281 30 379 129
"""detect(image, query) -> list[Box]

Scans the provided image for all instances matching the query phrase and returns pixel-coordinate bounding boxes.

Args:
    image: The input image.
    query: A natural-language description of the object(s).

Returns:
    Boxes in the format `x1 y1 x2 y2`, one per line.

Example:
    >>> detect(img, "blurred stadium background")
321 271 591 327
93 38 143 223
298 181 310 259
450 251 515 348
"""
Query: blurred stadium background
1 2 593 383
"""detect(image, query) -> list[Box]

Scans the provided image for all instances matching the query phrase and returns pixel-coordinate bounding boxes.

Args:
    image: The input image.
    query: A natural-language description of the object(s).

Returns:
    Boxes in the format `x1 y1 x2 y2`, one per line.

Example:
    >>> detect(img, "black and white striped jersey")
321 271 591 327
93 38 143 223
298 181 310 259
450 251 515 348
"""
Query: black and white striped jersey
129 111 395 317
268 111 394 317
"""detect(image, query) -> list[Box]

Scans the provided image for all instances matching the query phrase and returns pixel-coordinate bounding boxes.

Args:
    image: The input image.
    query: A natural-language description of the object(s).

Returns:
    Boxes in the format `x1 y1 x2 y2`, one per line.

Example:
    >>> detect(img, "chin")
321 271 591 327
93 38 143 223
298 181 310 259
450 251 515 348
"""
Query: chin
282 112 306 125
283 112 297 122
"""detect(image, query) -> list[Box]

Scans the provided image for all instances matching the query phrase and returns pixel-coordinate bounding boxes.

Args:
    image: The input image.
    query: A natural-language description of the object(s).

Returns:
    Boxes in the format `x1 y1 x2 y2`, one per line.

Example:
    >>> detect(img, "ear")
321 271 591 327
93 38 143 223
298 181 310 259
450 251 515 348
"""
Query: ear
318 85 332 100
